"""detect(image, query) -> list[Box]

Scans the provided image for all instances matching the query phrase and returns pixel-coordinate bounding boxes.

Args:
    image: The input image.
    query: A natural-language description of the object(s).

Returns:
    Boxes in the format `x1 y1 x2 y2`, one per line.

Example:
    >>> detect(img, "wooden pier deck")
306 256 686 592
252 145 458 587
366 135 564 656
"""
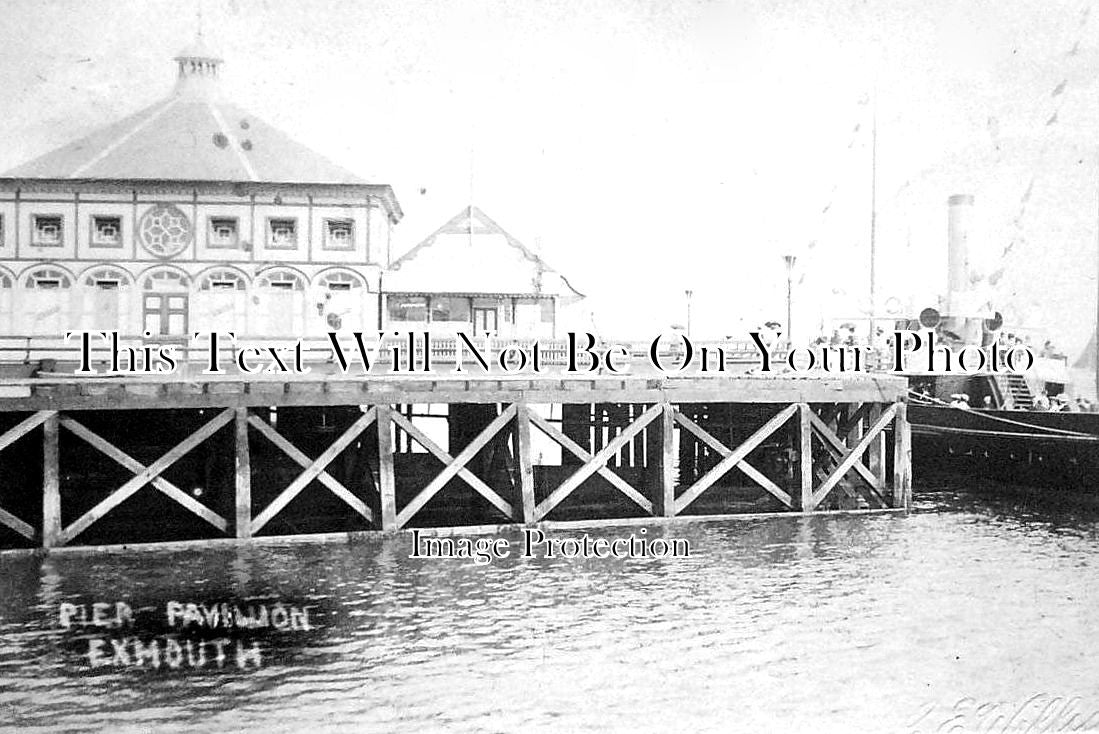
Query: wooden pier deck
0 372 911 550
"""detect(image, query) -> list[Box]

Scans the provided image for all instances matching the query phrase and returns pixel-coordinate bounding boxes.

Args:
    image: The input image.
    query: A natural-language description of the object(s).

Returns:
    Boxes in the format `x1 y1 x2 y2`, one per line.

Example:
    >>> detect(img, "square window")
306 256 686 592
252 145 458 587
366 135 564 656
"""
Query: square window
431 297 471 322
33 215 63 247
267 218 297 249
209 217 239 248
324 219 354 250
91 216 122 247
388 295 428 322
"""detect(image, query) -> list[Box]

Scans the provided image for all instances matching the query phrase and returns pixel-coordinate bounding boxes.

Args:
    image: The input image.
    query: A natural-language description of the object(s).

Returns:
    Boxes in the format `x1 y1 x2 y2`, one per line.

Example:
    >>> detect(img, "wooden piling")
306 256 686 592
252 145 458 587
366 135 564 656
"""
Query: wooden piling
798 403 814 511
893 401 911 509
514 403 536 524
234 407 251 539
42 412 61 548
376 404 398 530
655 403 675 517
868 403 886 486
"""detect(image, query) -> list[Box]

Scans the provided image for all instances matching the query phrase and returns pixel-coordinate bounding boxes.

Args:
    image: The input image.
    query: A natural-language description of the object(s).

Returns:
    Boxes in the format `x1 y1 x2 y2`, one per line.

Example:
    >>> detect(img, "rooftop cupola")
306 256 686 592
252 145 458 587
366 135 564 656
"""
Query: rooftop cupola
173 33 223 98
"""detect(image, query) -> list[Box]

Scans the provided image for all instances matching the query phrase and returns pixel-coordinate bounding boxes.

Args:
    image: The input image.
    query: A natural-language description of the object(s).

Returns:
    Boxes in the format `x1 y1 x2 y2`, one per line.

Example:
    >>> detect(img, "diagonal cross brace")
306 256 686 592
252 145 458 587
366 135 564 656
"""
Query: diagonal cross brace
674 409 793 509
248 409 377 534
61 417 229 533
674 403 798 514
0 411 54 540
534 403 662 521
62 408 235 544
392 404 518 527
526 408 654 517
811 404 897 507
808 412 888 508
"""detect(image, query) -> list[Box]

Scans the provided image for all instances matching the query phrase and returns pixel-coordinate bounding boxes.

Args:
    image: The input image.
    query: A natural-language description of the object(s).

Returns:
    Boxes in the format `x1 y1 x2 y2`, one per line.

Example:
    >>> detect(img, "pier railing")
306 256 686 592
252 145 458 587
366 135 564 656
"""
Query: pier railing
0 334 778 375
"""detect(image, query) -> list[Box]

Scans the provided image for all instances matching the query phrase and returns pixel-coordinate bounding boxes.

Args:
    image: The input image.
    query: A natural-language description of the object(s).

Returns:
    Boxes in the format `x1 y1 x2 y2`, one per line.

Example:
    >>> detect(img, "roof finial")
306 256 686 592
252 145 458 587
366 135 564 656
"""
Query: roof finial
174 1 223 97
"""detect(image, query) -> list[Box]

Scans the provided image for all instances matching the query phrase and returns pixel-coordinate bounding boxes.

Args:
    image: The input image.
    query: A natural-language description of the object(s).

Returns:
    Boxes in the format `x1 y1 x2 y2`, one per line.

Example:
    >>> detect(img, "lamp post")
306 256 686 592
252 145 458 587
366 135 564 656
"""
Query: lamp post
783 254 796 346
684 289 694 337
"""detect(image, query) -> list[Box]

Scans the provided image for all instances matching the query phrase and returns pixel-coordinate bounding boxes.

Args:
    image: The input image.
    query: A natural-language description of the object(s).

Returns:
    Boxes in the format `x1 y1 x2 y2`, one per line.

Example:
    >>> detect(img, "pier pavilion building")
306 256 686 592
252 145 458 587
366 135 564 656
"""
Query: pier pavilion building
0 39 402 343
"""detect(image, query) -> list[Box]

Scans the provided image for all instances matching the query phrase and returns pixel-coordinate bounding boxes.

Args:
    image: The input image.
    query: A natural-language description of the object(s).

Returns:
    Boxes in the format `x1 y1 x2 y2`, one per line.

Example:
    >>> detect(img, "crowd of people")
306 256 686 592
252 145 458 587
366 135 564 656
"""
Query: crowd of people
1030 389 1094 412
942 389 1096 412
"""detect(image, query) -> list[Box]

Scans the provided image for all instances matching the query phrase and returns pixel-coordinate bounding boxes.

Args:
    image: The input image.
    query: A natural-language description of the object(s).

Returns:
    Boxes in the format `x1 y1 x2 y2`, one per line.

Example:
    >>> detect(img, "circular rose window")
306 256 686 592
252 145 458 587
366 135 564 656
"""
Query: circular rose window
138 204 193 258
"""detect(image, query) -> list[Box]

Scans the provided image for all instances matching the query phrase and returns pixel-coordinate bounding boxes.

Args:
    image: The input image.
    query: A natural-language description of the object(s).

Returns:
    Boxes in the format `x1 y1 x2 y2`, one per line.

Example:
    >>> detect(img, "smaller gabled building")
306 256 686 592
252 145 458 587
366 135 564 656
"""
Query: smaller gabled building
383 206 585 338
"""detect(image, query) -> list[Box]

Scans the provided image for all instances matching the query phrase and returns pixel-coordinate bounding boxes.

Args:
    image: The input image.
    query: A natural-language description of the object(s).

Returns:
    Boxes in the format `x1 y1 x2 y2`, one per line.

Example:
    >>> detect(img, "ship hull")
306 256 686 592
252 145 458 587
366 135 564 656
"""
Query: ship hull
909 405 1099 491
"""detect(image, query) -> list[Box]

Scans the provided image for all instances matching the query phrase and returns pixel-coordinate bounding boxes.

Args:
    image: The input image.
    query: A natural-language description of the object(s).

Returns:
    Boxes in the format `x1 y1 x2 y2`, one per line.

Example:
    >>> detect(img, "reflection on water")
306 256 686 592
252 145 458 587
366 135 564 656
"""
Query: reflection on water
2 490 1099 733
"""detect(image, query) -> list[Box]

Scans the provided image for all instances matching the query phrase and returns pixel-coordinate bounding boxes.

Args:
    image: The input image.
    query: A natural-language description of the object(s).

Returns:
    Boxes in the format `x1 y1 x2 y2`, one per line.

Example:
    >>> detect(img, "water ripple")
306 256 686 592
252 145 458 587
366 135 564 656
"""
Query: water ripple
2 491 1099 732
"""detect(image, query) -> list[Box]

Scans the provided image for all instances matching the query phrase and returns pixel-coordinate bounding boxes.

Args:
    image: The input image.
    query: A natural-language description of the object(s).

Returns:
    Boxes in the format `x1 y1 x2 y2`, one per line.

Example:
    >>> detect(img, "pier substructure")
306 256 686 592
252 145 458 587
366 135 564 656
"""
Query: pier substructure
0 374 910 549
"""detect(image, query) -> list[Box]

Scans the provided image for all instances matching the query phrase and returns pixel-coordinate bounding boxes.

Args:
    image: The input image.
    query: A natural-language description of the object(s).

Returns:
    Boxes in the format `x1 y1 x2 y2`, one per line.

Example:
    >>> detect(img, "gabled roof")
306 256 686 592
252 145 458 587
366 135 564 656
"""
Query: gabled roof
3 42 366 186
387 205 584 297
391 206 545 269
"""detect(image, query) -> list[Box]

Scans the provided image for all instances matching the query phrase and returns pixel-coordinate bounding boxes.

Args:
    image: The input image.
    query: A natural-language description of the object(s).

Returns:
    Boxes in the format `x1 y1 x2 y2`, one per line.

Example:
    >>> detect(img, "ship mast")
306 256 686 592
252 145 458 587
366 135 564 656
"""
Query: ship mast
868 95 878 344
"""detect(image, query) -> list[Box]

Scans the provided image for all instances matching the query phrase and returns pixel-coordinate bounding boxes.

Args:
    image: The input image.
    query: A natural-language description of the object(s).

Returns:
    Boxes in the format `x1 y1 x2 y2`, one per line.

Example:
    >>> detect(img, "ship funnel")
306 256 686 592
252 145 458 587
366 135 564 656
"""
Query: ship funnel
942 193 989 344
945 192 971 312
946 194 975 315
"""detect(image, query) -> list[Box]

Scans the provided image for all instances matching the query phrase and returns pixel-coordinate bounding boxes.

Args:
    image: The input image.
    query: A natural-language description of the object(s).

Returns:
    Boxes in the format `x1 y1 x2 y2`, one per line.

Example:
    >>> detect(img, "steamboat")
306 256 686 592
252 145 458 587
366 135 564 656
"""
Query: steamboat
895 195 1099 490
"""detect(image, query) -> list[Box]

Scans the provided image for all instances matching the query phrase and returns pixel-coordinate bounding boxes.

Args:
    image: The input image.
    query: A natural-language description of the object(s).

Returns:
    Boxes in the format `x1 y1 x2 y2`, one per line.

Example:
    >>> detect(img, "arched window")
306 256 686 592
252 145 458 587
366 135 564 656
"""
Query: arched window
255 269 306 337
22 266 74 335
0 268 13 332
142 268 190 291
83 266 132 290
256 269 305 291
199 269 247 291
24 267 71 289
317 270 364 292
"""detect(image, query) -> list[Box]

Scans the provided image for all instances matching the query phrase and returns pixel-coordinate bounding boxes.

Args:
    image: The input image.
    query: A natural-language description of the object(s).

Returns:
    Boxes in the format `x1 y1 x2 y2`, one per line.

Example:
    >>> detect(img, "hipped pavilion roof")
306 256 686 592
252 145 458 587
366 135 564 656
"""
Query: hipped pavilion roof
3 36 384 193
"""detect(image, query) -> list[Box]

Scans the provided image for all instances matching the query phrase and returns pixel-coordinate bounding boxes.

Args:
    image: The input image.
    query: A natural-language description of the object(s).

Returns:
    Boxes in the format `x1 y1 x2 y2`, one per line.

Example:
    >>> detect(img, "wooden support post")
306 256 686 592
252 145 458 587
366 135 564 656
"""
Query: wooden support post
844 403 864 446
560 404 588 466
655 402 675 517
376 404 397 530
892 401 911 509
42 412 61 548
234 408 251 539
798 403 813 512
514 403 536 524
868 403 885 487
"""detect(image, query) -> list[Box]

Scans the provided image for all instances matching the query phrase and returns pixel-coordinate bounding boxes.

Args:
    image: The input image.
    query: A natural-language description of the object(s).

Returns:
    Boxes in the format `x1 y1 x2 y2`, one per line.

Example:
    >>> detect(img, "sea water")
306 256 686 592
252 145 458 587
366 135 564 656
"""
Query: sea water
1 489 1097 733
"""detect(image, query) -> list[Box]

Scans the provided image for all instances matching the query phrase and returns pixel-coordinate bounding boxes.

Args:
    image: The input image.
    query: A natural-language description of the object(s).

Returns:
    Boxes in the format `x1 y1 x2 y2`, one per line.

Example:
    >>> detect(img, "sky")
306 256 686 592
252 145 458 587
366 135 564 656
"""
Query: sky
1 0 1098 354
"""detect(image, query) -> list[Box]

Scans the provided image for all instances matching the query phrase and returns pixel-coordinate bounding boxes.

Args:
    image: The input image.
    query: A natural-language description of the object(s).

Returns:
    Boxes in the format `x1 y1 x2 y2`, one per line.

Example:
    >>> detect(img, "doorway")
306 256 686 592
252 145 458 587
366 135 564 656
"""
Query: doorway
473 307 498 335
143 293 189 336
